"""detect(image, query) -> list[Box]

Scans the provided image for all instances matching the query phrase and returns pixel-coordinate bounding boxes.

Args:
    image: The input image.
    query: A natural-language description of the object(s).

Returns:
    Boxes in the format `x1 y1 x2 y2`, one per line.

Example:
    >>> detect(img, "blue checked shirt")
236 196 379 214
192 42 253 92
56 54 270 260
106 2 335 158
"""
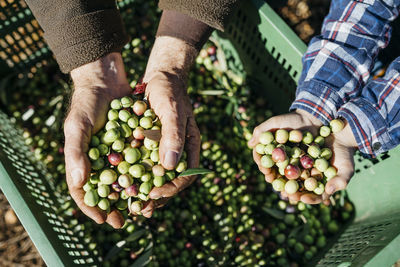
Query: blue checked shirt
290 0 400 157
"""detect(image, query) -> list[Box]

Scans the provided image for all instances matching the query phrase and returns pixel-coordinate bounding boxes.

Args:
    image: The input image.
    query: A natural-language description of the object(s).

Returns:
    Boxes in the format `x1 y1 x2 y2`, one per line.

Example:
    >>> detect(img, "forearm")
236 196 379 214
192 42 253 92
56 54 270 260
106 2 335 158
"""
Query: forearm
25 0 128 73
291 0 399 123
338 57 400 157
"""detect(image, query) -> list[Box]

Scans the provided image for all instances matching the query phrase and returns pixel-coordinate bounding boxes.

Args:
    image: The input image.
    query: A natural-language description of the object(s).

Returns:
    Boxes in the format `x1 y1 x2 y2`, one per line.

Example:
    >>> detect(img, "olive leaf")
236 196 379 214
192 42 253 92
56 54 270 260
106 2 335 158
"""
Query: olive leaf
104 229 146 261
130 247 153 267
288 224 304 239
199 90 226 95
225 102 234 116
262 207 285 220
104 240 127 261
178 168 213 177
125 229 147 242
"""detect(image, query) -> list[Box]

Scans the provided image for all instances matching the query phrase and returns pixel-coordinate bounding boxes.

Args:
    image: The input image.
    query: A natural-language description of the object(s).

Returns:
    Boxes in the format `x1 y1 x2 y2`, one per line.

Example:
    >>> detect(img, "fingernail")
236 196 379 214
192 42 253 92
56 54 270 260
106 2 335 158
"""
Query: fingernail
164 151 179 169
327 185 336 195
71 169 84 187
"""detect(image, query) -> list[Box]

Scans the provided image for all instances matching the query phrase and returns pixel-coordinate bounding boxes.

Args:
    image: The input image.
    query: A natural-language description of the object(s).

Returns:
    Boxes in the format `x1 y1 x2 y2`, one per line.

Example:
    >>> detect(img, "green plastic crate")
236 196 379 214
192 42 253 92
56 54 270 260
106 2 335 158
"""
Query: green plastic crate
0 0 399 266
213 0 307 115
213 0 400 266
0 0 50 76
0 112 99 266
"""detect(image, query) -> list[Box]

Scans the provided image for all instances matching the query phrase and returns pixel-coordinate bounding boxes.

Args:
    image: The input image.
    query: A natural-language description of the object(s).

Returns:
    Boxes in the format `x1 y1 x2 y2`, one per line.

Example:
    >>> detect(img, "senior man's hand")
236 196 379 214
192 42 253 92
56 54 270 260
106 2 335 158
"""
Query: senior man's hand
65 52 130 228
138 36 201 218
65 36 201 223
248 109 358 204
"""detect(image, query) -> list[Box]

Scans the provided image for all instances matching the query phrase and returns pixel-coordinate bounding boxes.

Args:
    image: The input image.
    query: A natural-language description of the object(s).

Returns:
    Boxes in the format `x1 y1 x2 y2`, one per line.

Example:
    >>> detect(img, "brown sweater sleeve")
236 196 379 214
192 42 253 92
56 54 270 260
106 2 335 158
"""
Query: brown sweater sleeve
25 0 129 73
159 0 239 31
156 10 213 50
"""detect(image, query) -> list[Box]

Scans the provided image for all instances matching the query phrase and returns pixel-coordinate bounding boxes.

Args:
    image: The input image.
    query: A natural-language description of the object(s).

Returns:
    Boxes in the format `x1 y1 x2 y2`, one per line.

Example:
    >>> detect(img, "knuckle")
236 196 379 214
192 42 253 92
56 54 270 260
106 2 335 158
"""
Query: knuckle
253 126 260 135
64 116 75 133
267 116 278 125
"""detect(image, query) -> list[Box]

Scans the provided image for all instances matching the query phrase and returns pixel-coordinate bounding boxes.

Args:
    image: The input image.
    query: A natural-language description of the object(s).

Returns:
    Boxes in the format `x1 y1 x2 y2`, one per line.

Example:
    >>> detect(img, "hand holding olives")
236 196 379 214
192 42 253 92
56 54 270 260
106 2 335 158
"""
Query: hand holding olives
249 110 357 204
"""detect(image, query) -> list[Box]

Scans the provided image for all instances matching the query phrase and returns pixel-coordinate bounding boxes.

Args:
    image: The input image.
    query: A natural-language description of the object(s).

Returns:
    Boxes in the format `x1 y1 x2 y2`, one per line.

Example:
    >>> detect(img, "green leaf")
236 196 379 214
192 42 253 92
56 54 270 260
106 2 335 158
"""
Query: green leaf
262 207 285 220
199 90 226 95
288 224 304 239
104 240 126 261
225 102 233 116
125 229 146 242
130 248 153 267
105 229 146 260
178 168 213 177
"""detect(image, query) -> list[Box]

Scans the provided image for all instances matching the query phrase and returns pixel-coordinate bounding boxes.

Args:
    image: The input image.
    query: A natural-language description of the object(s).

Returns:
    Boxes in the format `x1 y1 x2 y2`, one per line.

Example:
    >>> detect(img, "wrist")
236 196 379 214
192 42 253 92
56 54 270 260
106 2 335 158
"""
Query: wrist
336 120 358 149
143 36 198 84
71 52 128 91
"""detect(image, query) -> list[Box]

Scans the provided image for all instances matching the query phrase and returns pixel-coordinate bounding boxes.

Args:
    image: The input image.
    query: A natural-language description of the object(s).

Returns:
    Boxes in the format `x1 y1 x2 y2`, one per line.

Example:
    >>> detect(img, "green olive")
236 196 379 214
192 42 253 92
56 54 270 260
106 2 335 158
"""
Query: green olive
139 182 152 194
99 169 118 185
319 125 331 137
84 189 99 207
153 176 165 187
121 96 134 108
129 164 145 178
143 137 159 150
97 184 110 198
98 198 110 211
107 109 119 121
110 99 122 110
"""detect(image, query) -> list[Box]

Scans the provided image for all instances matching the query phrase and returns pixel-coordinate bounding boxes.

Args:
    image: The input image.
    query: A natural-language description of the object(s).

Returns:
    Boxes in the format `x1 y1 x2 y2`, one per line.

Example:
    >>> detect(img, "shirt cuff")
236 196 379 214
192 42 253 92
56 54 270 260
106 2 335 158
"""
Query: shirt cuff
290 80 344 124
338 98 396 158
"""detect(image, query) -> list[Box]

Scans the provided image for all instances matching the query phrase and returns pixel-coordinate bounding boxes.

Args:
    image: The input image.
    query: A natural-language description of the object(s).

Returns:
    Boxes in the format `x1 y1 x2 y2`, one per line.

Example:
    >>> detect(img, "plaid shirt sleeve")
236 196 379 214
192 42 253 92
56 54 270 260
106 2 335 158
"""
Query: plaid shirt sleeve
290 0 400 157
338 58 400 156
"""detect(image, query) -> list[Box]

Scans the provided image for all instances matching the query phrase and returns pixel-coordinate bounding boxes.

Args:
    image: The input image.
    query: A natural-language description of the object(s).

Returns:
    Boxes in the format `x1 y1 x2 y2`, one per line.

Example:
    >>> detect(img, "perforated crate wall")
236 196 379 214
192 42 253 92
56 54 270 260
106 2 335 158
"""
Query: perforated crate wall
0 111 99 267
0 0 49 75
316 215 400 267
213 0 307 115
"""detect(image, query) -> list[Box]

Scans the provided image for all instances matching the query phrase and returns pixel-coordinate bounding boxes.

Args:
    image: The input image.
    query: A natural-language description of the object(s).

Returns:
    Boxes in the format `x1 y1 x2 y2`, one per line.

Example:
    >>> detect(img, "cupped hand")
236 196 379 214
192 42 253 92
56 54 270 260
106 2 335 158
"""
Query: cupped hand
64 52 130 228
248 109 357 204
137 72 200 218
137 36 201 217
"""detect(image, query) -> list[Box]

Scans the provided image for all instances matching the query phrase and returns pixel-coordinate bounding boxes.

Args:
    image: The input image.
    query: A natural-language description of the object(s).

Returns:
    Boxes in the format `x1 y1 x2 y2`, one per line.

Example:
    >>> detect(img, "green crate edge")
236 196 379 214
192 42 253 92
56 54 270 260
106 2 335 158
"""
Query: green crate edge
0 162 65 267
213 0 307 115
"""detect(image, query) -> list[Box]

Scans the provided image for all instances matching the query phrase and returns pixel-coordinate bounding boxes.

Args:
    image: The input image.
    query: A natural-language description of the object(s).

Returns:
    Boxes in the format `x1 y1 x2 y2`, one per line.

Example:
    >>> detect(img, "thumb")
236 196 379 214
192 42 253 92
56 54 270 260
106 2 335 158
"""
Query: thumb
64 116 92 188
325 162 353 195
325 175 350 195
64 115 107 224
158 113 186 170
146 80 187 170
325 145 355 195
